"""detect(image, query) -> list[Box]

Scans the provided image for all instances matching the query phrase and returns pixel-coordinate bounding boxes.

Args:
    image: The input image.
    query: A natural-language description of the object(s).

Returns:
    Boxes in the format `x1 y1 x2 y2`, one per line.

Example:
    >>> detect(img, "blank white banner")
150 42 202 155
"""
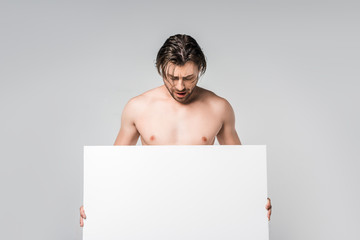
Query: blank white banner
83 145 268 240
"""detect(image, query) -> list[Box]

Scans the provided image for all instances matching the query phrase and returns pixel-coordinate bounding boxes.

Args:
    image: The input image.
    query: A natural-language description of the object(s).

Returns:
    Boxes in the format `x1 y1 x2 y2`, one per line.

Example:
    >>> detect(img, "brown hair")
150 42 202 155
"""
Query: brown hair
156 34 207 78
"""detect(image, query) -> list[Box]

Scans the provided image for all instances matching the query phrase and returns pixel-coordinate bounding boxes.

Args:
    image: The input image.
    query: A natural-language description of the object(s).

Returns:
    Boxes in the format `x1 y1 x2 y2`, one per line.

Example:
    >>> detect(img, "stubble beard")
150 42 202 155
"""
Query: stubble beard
164 84 197 104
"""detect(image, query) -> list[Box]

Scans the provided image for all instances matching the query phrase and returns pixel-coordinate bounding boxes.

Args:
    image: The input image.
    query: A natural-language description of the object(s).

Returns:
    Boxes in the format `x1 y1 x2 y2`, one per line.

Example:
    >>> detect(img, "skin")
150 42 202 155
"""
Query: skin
80 61 272 227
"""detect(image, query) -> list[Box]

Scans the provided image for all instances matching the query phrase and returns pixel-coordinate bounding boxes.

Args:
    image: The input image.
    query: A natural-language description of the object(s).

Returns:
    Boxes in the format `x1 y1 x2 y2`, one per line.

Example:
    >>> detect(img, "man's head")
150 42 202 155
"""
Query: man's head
156 34 207 104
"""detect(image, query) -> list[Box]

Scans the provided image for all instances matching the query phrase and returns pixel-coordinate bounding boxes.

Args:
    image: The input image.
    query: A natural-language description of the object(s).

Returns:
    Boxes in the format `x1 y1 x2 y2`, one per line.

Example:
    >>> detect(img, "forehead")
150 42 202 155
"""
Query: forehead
166 61 199 76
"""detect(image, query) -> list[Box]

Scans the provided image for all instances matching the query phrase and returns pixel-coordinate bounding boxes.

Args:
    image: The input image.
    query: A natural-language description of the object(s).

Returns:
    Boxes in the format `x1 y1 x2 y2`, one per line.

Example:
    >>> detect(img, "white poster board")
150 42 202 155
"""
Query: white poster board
83 146 268 240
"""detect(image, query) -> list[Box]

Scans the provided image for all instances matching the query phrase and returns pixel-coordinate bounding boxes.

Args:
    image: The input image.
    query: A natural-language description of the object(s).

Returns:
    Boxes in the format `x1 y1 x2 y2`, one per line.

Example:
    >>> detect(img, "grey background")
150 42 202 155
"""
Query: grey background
0 1 359 239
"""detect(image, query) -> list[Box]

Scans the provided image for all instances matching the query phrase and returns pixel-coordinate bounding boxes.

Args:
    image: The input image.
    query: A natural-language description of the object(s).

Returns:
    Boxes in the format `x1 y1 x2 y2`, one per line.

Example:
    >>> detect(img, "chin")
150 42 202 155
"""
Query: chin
176 97 191 104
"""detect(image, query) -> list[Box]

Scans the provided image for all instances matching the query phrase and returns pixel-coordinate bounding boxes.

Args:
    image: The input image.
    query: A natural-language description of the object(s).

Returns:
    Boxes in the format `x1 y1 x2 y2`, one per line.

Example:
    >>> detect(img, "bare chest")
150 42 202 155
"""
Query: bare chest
135 104 223 145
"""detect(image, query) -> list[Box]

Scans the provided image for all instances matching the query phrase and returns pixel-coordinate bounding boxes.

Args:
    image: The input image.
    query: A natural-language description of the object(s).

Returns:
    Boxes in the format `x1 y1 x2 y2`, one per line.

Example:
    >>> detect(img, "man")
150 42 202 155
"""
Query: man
80 34 272 227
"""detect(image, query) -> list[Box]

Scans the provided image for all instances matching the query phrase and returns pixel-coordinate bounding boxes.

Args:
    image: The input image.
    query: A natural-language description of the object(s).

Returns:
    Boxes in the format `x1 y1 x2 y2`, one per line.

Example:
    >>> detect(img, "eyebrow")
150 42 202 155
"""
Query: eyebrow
168 74 195 78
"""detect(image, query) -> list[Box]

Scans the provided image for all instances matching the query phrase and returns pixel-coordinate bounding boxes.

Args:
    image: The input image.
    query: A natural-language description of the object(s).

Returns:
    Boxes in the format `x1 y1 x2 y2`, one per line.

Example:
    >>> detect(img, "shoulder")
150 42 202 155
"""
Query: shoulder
122 86 165 115
198 87 233 113
197 87 235 124
126 86 162 105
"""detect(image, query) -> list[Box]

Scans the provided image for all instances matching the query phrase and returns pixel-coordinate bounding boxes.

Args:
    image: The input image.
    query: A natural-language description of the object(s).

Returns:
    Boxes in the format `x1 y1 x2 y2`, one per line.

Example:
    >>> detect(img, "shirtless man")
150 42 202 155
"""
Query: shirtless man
80 34 272 227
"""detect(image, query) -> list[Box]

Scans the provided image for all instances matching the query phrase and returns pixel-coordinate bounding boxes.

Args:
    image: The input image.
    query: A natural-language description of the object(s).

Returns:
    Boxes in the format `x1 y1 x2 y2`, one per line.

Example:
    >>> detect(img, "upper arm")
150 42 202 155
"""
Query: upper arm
216 99 242 145
114 98 140 145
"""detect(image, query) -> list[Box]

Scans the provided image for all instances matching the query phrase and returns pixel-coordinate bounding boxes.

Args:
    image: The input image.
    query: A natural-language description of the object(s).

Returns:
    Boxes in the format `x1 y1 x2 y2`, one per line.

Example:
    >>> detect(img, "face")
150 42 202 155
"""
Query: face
163 61 200 104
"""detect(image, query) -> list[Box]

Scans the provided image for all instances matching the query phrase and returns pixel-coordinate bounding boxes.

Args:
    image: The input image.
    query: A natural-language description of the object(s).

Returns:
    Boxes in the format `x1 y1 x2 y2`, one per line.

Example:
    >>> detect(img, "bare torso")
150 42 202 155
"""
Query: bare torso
114 85 241 145
79 85 274 229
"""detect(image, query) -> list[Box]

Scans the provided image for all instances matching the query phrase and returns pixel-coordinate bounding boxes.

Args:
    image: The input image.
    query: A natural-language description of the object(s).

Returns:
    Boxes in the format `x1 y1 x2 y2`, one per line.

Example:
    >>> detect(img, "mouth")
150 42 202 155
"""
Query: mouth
175 91 187 98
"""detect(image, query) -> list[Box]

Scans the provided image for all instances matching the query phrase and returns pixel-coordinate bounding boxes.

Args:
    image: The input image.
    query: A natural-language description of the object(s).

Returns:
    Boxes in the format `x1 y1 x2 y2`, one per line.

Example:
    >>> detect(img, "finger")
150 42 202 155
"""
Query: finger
81 209 86 219
267 208 272 221
265 198 272 210
80 217 83 227
80 207 86 219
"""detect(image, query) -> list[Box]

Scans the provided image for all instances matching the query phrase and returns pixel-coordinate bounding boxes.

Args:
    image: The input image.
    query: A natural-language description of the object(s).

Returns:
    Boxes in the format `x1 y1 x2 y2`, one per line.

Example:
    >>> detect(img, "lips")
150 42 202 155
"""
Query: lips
175 91 186 98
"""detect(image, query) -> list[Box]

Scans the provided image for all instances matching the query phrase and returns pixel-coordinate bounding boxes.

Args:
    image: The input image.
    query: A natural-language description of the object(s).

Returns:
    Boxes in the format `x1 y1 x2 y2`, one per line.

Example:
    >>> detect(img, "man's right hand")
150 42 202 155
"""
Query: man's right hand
80 205 86 227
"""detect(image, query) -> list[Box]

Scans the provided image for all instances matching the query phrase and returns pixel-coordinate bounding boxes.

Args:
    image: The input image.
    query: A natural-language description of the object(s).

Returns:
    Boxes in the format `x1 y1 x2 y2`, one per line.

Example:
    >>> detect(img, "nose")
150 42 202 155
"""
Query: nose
174 79 185 91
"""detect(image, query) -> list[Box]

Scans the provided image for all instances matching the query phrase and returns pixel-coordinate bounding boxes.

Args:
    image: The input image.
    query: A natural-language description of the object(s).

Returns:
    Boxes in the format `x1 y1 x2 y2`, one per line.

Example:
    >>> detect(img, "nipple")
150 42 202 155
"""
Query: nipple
202 136 207 142
150 135 155 141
